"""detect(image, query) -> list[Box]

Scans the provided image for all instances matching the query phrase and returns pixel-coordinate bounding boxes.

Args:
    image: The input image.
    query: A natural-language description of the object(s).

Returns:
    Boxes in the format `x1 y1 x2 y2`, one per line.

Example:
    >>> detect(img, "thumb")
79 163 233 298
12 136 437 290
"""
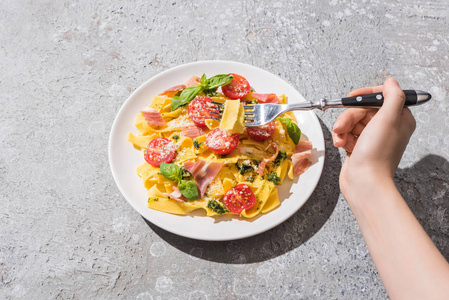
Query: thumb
379 77 406 120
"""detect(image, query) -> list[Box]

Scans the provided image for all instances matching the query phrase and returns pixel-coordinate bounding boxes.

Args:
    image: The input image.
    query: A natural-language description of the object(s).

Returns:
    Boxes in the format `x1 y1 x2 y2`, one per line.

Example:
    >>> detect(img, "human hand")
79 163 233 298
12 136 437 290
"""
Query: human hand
332 77 416 202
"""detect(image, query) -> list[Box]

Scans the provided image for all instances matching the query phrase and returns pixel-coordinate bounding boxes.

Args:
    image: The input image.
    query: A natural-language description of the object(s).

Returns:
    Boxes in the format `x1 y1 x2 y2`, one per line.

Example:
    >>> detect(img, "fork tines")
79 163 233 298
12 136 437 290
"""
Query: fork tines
243 104 255 123
209 101 224 121
208 102 257 124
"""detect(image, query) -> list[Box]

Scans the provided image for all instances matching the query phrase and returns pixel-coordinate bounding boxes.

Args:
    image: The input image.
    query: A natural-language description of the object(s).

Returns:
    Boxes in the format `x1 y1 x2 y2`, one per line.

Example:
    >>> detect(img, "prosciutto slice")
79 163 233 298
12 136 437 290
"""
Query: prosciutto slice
159 84 186 96
258 142 279 175
181 125 206 139
291 141 313 176
164 186 186 202
184 75 201 87
158 74 201 96
141 106 166 126
183 160 224 197
251 93 280 104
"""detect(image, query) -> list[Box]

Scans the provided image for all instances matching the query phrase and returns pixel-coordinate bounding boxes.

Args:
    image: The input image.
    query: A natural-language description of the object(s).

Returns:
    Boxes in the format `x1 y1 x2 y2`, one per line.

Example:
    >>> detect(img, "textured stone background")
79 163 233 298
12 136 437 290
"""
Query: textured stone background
1 0 448 299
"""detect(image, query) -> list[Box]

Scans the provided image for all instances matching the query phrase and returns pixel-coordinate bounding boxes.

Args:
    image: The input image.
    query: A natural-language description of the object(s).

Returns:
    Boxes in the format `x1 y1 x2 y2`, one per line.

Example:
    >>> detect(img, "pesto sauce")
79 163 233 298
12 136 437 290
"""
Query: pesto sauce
193 139 203 150
266 171 281 185
207 200 229 215
236 162 254 175
273 150 287 166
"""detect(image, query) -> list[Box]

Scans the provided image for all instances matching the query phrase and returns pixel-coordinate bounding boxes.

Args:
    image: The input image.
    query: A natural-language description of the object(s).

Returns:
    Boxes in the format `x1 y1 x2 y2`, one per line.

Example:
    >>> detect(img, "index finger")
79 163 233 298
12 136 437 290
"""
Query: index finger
333 108 377 134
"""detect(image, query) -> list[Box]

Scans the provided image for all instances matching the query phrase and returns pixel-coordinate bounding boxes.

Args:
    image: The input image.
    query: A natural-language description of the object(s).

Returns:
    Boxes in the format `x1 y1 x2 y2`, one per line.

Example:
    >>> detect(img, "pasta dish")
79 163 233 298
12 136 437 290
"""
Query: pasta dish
128 73 313 218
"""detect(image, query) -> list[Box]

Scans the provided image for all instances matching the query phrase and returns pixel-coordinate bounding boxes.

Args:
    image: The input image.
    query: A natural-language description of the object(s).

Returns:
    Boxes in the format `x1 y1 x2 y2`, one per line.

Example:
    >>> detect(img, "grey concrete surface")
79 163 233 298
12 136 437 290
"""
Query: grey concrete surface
1 0 448 299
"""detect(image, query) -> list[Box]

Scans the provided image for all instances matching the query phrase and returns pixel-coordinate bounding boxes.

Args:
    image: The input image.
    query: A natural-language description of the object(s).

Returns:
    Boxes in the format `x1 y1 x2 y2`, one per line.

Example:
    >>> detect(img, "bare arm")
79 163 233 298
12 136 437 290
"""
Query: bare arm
332 78 449 300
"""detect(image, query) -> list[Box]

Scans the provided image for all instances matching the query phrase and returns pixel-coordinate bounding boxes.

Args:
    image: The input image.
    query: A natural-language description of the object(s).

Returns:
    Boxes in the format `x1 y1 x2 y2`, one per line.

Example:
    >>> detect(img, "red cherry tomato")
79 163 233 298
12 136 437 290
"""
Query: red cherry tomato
206 128 239 155
188 96 212 127
247 121 275 141
224 184 256 214
144 138 176 167
221 73 251 100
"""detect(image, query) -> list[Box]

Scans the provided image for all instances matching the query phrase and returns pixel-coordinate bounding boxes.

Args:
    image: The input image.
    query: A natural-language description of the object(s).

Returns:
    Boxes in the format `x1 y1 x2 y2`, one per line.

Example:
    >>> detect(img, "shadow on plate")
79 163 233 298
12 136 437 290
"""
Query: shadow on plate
144 118 342 263
395 154 449 260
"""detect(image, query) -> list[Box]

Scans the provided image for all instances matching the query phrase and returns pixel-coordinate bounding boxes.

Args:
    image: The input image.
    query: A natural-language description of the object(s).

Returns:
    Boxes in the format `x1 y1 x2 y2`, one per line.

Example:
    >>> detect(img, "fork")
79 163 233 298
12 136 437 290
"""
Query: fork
210 90 431 127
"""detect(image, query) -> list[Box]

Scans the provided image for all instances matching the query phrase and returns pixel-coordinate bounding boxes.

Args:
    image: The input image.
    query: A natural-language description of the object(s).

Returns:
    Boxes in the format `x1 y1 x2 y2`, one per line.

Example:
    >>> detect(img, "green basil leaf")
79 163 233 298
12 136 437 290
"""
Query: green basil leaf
200 73 207 86
160 163 181 182
287 122 301 145
170 85 202 111
170 96 184 112
206 74 233 90
178 180 199 200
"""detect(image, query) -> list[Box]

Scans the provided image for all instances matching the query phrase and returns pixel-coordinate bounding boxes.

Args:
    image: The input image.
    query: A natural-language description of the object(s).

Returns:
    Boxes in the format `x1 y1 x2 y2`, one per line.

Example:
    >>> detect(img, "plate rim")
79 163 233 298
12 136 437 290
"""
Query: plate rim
108 60 325 241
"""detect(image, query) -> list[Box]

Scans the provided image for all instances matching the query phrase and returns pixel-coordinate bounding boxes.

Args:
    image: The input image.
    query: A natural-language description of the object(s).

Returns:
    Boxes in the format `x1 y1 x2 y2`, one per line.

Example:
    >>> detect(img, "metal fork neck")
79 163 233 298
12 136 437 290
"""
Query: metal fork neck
314 98 343 110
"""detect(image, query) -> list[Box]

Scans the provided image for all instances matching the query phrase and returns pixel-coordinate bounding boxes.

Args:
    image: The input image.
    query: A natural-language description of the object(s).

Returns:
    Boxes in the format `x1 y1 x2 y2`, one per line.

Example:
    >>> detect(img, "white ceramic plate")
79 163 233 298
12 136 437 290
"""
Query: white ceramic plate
109 60 325 241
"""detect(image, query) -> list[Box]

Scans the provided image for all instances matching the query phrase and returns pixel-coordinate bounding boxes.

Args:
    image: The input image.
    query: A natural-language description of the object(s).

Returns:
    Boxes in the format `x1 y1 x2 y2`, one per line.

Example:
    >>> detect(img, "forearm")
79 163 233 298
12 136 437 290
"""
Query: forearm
347 178 449 300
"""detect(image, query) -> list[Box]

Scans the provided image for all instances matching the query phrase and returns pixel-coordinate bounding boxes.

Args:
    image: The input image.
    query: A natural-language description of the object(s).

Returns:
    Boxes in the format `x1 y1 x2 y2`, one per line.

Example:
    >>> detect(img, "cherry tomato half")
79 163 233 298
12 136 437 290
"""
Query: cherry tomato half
247 121 275 141
144 138 176 167
206 128 239 155
224 184 256 214
221 73 251 100
188 96 212 127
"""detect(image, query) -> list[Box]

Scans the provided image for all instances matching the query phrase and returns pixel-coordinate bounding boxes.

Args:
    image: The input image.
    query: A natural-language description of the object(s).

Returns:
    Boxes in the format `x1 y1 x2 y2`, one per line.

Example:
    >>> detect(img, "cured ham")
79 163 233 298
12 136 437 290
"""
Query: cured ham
141 106 166 126
258 142 279 175
157 74 201 96
184 75 201 87
292 156 312 176
294 140 312 153
164 186 186 202
159 84 186 96
251 93 280 104
184 160 224 197
291 141 313 176
181 125 206 139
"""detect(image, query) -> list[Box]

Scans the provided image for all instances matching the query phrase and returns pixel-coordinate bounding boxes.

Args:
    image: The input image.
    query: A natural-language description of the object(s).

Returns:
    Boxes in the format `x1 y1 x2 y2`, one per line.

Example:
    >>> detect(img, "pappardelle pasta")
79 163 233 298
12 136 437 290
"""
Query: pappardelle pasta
128 73 313 218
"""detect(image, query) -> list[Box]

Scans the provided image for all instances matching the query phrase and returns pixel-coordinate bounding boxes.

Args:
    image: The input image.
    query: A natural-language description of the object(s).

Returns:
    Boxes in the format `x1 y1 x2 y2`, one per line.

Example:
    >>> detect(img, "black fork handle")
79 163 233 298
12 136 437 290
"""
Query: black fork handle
341 90 431 107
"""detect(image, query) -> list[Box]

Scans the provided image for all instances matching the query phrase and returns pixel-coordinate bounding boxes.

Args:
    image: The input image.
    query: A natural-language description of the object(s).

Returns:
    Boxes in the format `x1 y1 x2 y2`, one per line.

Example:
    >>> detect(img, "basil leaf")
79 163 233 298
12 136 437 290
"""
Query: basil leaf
200 73 207 86
278 116 301 144
287 122 301 145
160 163 181 182
170 74 232 111
170 85 202 111
178 180 199 200
170 96 184 112
206 74 233 90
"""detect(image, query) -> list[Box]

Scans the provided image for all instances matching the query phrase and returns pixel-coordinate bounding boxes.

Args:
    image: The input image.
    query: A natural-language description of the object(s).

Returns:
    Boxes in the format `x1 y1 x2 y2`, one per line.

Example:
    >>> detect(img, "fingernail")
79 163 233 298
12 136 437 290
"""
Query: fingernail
333 138 341 147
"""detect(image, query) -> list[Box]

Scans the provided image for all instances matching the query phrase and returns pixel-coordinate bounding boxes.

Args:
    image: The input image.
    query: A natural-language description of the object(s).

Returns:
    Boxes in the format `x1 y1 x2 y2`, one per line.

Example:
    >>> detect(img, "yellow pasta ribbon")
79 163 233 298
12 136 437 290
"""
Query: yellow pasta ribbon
128 133 153 150
261 188 280 213
240 180 275 218
174 137 196 164
193 135 208 154
149 96 168 111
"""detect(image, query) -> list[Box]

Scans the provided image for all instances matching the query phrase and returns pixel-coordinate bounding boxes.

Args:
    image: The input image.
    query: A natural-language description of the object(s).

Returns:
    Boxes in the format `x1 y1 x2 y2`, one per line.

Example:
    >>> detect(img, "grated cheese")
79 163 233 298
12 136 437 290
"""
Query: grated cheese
167 114 194 128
